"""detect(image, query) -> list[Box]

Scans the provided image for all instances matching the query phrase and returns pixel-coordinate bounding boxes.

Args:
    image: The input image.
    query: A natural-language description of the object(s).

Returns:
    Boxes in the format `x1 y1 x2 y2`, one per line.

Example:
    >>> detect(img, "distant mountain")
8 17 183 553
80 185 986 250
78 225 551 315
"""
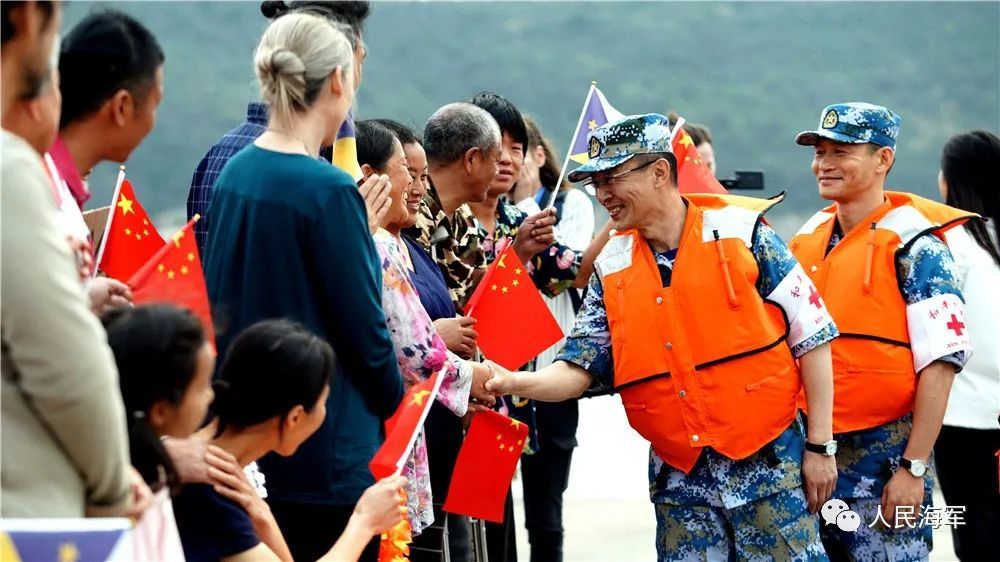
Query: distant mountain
63 1 999 238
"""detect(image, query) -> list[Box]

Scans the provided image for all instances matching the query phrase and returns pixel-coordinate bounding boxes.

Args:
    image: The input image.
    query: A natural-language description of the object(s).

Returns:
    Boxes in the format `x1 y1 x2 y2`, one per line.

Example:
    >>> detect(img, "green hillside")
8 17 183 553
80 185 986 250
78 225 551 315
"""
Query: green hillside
62 1 999 237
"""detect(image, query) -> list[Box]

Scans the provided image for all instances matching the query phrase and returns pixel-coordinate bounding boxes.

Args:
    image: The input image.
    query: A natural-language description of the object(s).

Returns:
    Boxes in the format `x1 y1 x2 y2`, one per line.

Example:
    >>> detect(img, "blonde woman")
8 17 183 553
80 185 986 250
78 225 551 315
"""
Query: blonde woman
201 13 405 562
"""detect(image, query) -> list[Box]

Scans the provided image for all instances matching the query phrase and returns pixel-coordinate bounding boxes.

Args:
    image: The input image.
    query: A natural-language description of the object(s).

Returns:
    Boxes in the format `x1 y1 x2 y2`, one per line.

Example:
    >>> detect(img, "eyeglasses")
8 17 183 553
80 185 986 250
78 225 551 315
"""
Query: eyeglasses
582 159 658 195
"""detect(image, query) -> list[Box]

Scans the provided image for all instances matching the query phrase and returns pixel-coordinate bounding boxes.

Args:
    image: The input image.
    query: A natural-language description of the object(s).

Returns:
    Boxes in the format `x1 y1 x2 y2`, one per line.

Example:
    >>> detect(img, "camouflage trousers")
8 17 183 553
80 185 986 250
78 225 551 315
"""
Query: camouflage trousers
654 486 828 561
819 497 932 562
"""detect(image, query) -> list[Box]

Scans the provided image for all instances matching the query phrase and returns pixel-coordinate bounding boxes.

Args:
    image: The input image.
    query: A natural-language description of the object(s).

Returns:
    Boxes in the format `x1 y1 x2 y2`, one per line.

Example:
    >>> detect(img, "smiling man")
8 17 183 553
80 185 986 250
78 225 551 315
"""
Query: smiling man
486 113 841 561
789 103 976 561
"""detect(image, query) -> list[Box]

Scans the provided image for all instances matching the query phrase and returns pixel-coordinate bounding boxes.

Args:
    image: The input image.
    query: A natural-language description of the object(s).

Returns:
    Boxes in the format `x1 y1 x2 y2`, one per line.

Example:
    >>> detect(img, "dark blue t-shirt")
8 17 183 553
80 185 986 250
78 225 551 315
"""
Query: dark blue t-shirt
402 234 455 322
173 484 260 562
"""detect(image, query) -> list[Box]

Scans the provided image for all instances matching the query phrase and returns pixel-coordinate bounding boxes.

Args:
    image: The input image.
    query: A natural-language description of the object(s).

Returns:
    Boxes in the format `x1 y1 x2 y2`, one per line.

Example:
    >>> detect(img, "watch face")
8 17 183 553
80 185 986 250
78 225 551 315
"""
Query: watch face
825 441 838 456
909 459 927 477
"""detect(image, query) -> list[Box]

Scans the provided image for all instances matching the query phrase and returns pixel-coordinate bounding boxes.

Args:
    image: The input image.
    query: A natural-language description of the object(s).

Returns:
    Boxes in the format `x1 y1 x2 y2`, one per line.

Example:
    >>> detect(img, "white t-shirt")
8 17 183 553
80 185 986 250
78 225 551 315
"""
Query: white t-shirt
942 225 1000 429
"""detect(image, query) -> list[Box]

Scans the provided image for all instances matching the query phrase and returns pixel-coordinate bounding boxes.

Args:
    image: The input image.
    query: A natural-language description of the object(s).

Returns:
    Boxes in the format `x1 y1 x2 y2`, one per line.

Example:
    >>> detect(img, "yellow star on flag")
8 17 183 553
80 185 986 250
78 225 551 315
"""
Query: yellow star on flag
135 233 142 241
142 219 149 226
507 445 514 452
157 264 165 272
514 267 522 275
181 266 189 275
588 119 598 130
411 389 431 406
496 434 502 441
167 270 175 280
187 252 196 262
512 279 519 287
501 286 509 294
143 229 149 236
497 254 508 268
679 134 695 149
58 542 80 562
491 284 498 291
172 230 185 248
498 442 505 450
510 419 522 430
124 228 132 236
117 195 135 216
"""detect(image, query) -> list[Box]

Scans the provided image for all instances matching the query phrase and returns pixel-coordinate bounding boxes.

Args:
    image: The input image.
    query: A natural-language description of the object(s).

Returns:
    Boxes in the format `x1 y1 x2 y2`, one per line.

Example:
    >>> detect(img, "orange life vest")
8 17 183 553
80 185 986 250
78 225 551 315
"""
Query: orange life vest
790 192 977 434
599 194 801 473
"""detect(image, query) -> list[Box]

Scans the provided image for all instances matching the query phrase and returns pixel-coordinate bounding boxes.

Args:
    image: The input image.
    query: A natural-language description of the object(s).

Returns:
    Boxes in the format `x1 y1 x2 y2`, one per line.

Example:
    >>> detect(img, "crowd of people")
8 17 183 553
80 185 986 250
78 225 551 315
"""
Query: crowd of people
2 2 997 562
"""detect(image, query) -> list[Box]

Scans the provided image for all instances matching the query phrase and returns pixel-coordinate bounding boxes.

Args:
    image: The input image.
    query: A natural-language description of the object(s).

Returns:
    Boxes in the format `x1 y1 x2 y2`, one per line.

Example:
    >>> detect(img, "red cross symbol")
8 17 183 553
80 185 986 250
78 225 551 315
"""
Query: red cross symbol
808 286 822 309
946 314 965 336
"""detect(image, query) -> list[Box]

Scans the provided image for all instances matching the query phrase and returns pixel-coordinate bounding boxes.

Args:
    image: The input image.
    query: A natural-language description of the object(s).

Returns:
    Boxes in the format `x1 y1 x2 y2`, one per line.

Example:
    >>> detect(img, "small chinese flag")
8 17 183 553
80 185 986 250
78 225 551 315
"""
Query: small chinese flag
369 370 443 480
443 410 529 523
96 176 166 281
127 216 215 348
463 242 563 370
672 127 727 194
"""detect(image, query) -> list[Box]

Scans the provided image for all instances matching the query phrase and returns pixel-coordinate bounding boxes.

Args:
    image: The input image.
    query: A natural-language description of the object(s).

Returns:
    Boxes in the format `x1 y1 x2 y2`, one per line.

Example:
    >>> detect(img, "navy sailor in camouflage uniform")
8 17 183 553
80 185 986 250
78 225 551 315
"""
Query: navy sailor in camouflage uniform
487 113 842 561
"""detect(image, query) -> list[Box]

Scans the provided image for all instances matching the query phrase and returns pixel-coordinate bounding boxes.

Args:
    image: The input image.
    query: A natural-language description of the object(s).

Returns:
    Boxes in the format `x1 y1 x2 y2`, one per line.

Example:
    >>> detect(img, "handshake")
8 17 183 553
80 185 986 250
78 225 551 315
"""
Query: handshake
468 360 520 409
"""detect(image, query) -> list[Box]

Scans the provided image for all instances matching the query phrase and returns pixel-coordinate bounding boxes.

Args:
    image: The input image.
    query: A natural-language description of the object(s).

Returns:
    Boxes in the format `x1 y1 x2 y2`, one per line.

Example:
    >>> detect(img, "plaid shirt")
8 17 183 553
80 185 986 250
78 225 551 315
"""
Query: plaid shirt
187 102 267 254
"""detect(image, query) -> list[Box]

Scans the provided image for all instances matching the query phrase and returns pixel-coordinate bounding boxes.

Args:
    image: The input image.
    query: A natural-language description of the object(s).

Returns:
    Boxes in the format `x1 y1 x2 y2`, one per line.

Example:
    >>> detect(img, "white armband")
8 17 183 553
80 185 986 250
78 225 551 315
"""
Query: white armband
906 293 972 373
767 263 834 350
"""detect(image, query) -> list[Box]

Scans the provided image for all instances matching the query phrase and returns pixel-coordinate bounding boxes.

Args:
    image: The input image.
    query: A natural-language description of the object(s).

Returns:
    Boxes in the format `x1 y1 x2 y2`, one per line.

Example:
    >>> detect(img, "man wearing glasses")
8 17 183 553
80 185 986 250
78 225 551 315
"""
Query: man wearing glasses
487 114 840 560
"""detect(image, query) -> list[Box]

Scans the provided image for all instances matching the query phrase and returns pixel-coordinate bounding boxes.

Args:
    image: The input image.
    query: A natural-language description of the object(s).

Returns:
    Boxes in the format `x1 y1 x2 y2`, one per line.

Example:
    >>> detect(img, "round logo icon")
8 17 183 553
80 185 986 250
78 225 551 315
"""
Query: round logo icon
822 109 839 129
589 136 602 159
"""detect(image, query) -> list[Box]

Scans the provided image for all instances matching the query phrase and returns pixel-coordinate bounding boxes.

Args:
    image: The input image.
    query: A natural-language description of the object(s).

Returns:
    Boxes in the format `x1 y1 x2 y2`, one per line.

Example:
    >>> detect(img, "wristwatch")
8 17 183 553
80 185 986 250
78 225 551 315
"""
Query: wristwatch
899 457 928 478
805 439 838 456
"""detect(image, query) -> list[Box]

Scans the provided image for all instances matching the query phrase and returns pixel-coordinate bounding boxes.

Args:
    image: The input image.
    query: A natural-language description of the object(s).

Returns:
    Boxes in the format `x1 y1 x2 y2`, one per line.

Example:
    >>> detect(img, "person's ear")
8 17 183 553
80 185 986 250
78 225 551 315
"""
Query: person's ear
464 147 482 175
360 163 376 179
652 158 673 186
148 400 173 433
876 147 895 175
25 99 44 122
533 145 546 168
109 89 133 127
328 66 345 98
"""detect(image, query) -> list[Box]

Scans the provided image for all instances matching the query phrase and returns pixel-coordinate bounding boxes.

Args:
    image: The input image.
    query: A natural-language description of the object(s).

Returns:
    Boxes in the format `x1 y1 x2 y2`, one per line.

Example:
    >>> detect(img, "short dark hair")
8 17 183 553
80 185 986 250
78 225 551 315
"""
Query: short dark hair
58 9 164 128
469 91 528 149
423 102 500 166
941 130 1000 267
212 319 334 435
371 118 420 146
103 304 207 493
356 119 399 171
261 1 370 40
1 1 55 44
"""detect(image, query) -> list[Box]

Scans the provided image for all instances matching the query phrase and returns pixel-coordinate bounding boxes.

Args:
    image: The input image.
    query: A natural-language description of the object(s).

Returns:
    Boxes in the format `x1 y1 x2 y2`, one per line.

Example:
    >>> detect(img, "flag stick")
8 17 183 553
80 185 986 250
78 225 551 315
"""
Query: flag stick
92 165 126 277
546 82 598 210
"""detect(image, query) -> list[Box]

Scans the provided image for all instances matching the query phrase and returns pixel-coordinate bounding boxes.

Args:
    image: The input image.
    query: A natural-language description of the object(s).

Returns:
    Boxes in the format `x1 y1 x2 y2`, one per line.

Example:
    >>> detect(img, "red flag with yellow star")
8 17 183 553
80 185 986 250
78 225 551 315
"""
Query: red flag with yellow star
369 370 443 480
127 216 215 347
463 241 563 370
443 409 529 523
672 127 727 194
95 178 166 280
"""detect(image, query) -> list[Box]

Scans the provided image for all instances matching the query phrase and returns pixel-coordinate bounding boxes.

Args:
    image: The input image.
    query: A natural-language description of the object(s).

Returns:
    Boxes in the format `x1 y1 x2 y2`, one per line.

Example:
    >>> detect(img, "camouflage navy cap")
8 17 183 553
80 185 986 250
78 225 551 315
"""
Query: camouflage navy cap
567 113 674 183
795 102 902 149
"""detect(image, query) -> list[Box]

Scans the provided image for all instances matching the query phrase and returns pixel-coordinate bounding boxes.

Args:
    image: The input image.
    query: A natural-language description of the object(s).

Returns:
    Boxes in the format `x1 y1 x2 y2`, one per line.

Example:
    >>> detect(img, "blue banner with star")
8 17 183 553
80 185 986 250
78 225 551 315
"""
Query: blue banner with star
569 85 624 164
1 519 132 562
